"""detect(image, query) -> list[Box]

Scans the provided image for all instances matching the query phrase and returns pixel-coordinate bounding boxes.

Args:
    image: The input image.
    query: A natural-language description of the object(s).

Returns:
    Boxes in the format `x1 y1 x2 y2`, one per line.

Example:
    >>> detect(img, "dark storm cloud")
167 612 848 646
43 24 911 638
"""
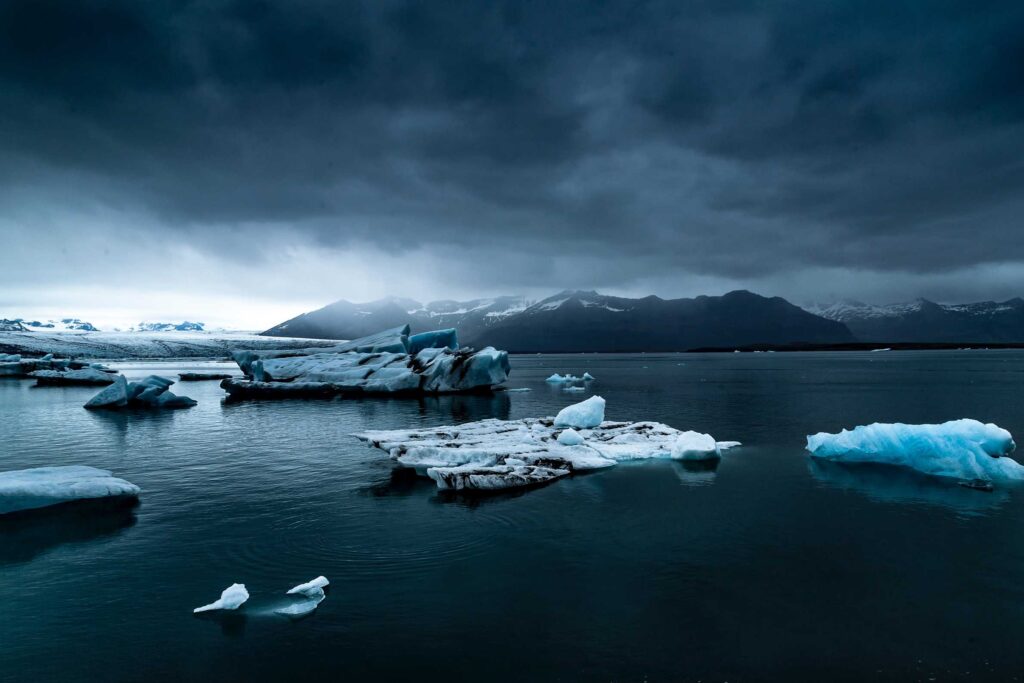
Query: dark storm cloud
2 0 1024 296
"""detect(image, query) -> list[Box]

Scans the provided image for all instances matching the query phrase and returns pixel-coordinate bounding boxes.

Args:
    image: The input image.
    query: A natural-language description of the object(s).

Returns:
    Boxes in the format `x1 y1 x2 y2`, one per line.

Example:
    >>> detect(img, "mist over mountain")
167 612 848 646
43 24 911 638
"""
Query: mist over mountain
264 290 854 351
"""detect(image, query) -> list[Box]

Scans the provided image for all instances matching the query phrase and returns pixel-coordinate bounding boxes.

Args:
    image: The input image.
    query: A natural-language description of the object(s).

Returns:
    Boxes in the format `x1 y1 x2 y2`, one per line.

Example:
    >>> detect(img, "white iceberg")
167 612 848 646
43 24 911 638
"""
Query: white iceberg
670 431 721 460
194 583 249 613
582 372 596 381
806 419 1023 482
554 395 605 429
223 325 510 398
84 375 197 410
354 398 737 492
0 466 140 515
545 373 581 383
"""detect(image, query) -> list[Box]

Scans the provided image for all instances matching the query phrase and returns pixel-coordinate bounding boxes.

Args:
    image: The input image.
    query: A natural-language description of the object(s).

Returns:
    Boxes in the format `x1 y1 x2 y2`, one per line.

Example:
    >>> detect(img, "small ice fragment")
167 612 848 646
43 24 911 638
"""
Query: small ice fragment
564 386 586 393
287 576 329 596
194 583 249 613
554 395 605 429
582 372 595 381
557 428 585 446
716 441 742 450
276 587 325 618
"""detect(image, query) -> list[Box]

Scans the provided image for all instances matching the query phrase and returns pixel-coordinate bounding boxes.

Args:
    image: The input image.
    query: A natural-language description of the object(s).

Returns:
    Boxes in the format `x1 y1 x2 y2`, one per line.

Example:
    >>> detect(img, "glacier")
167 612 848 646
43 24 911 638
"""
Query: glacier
221 325 510 398
84 375 197 410
806 419 1023 482
194 584 249 613
0 466 140 515
354 397 739 492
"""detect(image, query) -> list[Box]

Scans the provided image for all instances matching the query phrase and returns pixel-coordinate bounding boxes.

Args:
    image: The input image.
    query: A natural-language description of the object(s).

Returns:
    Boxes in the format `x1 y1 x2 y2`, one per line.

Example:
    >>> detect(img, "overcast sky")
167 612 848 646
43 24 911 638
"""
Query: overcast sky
2 0 1023 329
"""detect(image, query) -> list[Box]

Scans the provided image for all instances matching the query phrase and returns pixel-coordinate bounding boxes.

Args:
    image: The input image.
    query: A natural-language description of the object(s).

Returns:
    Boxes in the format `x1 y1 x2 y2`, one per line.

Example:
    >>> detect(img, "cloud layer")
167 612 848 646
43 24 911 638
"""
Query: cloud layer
2 0 1023 326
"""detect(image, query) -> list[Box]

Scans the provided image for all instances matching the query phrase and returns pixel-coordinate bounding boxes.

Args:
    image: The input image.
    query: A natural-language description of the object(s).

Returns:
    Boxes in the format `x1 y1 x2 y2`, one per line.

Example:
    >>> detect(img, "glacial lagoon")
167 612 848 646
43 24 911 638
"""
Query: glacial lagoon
3 351 1024 681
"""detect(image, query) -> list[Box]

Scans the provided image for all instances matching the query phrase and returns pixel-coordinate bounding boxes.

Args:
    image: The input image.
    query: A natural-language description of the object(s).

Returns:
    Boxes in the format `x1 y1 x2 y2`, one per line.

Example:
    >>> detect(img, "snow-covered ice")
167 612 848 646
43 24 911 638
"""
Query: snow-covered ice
554 395 606 429
806 419 1023 482
194 584 249 613
223 325 510 397
0 466 140 515
354 397 737 492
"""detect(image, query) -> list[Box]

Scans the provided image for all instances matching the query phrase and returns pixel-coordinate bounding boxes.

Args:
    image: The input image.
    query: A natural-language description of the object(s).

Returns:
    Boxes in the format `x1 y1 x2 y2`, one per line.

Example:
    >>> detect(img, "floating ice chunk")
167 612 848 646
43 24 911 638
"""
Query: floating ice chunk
276 587 325 618
806 419 1023 482
870 348 892 353
716 441 742 450
504 388 532 392
671 431 721 460
287 576 329 596
554 396 606 429
0 466 139 515
194 583 249 613
564 386 586 393
557 428 585 446
545 373 580 383
31 367 118 385
178 372 233 381
582 372 596 381
84 374 196 409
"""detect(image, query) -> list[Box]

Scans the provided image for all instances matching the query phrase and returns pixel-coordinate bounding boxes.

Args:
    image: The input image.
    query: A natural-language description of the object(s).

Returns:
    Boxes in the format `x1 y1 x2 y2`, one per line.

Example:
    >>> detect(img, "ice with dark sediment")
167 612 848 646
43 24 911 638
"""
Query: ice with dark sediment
222 325 510 398
354 397 740 492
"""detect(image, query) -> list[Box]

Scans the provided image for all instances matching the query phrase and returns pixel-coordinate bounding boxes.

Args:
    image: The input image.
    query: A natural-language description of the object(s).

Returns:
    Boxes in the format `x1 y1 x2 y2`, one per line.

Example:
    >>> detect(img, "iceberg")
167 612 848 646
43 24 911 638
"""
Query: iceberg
554 395 605 429
670 431 721 460
287 576 329 596
84 375 197 410
806 419 1023 482
31 367 118 386
354 397 737 493
276 576 329 618
545 373 581 383
582 372 596 381
0 466 140 515
194 583 249 613
222 326 510 399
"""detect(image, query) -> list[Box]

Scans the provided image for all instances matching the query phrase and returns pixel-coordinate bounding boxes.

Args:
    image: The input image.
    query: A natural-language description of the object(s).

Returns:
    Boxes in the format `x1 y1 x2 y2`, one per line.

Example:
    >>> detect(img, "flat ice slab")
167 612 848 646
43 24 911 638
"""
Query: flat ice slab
0 466 140 515
806 419 1023 482
31 367 118 385
354 398 738 492
194 583 249 613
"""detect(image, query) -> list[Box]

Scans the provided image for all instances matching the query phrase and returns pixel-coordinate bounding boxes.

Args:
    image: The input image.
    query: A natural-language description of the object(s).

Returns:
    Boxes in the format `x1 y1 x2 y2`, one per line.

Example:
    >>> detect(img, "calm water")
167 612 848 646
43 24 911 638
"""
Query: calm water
3 352 1024 682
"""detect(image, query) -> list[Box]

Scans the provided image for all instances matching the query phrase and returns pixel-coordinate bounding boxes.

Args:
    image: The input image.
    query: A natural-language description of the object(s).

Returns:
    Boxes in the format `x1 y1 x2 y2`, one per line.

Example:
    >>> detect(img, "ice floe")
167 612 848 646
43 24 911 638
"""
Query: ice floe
670 431 721 460
806 419 1023 483
31 367 118 385
276 576 330 618
194 584 249 613
84 375 197 409
0 466 140 515
222 325 510 398
354 397 738 492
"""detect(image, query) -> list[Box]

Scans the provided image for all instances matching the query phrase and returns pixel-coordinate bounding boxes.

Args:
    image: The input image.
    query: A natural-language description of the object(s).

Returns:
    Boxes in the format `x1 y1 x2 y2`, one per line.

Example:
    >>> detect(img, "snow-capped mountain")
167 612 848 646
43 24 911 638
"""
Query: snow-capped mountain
264 296 532 344
804 298 1024 342
0 318 100 332
264 290 854 351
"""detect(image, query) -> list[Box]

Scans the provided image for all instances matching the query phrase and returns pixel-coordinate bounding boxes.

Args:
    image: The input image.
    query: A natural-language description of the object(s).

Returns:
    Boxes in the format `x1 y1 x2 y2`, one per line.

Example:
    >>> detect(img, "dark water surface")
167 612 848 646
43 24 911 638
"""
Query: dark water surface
3 352 1024 682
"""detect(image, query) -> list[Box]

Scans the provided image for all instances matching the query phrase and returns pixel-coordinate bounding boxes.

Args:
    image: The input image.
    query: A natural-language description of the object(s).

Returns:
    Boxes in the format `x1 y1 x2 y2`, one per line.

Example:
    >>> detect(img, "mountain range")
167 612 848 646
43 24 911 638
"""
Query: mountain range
263 290 855 352
805 298 1024 343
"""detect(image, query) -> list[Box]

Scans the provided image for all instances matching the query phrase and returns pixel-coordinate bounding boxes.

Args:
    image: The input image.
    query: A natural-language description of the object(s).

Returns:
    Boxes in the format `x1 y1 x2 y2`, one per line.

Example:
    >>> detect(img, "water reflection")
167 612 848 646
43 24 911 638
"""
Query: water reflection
808 458 1010 515
0 499 138 565
673 459 719 487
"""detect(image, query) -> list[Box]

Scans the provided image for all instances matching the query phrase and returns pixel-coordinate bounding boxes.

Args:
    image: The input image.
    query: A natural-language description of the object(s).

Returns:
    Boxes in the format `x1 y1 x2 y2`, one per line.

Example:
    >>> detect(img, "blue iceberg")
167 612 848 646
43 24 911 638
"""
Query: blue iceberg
806 419 1023 482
